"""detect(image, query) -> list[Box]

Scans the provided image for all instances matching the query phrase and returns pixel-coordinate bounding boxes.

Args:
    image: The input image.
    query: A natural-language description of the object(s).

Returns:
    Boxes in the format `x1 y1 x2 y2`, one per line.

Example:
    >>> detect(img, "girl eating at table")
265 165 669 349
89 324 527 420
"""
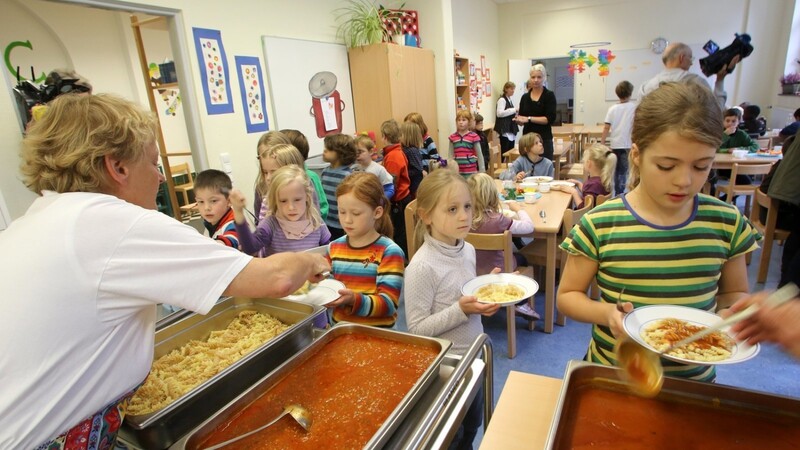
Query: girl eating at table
557 81 760 382
563 143 617 209
499 132 555 182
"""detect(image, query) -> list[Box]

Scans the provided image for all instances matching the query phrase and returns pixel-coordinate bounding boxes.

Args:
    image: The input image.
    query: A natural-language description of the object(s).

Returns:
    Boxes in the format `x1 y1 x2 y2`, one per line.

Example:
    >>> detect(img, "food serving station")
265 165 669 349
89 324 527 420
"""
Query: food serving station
117 297 493 449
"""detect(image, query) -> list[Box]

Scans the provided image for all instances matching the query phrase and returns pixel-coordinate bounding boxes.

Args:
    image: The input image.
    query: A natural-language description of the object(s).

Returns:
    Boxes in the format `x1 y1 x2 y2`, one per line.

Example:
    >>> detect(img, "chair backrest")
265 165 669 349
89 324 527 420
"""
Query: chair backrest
595 193 611 206
170 163 193 186
489 143 502 174
730 162 774 181
563 197 594 235
464 230 514 272
404 199 419 260
751 188 787 234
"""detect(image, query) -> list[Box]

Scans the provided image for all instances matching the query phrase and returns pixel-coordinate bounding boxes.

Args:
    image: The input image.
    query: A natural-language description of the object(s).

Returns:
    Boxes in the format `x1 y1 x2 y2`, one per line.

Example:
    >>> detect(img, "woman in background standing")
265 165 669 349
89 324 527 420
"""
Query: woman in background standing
494 81 519 156
516 64 557 161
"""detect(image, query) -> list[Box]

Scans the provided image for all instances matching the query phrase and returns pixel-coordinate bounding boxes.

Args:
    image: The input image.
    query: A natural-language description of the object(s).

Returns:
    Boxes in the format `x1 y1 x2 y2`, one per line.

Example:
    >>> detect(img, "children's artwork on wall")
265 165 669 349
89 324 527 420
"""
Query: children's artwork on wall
158 88 181 117
192 27 233 115
469 63 475 77
234 55 268 133
485 81 492 96
480 55 486 76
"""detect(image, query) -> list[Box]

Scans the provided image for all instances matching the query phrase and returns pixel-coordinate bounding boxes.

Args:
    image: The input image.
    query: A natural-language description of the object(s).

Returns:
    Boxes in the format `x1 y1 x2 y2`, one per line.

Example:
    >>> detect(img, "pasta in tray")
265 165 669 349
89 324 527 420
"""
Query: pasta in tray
128 310 289 416
475 283 525 303
641 318 735 362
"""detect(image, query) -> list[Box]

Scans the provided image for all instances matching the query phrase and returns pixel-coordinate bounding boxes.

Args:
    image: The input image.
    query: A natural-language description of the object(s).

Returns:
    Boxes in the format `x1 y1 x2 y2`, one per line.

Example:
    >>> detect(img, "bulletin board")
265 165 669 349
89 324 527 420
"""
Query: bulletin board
261 36 356 157
604 44 704 101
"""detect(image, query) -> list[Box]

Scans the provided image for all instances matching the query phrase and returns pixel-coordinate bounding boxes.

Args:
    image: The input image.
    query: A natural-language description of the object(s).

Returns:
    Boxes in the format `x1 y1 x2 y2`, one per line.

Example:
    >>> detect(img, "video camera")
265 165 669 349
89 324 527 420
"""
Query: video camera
699 33 753 77
13 67 92 126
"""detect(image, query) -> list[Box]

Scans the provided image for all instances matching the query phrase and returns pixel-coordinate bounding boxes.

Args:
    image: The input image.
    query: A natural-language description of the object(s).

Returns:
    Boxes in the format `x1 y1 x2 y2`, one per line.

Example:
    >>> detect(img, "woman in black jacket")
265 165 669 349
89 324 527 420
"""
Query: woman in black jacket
515 64 557 161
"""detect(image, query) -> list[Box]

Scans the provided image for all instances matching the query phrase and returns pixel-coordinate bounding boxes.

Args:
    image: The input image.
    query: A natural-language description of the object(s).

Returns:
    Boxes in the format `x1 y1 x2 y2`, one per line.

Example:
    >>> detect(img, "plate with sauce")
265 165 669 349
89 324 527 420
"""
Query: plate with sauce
284 279 345 306
622 305 759 365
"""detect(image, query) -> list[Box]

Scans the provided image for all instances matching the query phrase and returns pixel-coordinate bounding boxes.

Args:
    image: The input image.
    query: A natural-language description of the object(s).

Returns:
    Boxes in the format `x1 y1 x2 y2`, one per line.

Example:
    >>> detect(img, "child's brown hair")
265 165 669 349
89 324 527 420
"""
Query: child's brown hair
323 133 357 166
194 169 233 197
404 112 429 136
280 129 309 160
400 121 423 148
518 132 542 157
381 119 401 144
336 172 393 238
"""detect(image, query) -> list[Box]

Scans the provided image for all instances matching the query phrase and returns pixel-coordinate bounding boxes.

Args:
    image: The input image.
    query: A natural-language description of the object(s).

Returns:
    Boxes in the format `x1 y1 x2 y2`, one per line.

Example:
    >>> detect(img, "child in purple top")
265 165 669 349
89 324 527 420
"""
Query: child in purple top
230 165 330 257
467 173 538 319
565 143 618 209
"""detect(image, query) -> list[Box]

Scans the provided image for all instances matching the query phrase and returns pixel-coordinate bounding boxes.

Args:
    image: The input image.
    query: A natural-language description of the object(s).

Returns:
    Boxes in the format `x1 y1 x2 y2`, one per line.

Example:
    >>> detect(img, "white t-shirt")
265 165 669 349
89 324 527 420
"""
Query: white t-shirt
363 161 393 186
0 192 251 448
603 101 637 149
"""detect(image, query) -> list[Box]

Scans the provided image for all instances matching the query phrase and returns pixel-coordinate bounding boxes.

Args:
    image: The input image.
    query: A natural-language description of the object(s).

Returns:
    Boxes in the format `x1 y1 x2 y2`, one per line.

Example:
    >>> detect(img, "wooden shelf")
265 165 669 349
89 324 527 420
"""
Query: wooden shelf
153 82 179 90
454 56 470 113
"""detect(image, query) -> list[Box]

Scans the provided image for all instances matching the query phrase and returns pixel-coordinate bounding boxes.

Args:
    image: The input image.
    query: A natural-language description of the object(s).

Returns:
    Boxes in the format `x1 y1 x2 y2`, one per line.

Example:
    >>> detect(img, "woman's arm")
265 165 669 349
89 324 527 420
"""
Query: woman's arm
224 252 329 298
557 253 629 337
496 97 515 117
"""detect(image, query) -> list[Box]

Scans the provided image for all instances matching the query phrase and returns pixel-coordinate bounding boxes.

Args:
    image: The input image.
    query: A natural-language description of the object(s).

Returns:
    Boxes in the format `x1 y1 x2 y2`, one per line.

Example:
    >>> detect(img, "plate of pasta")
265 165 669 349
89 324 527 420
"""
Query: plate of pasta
283 279 345 306
461 273 539 306
622 305 759 365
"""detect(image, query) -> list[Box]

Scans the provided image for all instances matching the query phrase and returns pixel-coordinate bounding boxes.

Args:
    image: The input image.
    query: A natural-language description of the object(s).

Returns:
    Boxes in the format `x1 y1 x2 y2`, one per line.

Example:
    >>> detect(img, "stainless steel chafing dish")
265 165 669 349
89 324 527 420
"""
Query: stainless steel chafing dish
170 323 453 449
545 360 800 449
119 296 325 449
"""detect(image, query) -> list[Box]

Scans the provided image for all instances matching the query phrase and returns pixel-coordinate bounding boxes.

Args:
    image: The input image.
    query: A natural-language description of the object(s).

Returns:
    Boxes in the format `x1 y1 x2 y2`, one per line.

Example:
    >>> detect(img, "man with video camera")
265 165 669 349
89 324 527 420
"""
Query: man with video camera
638 42 739 108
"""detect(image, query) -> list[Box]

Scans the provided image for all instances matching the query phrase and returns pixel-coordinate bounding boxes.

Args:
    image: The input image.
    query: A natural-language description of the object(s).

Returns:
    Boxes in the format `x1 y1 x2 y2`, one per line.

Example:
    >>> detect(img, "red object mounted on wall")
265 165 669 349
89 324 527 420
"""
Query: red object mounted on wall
308 71 345 138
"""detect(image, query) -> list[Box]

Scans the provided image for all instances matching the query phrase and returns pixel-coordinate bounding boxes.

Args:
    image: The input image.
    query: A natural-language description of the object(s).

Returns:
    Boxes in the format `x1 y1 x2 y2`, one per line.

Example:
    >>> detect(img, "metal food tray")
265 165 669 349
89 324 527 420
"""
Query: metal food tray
171 323 452 450
119 297 325 449
545 360 800 449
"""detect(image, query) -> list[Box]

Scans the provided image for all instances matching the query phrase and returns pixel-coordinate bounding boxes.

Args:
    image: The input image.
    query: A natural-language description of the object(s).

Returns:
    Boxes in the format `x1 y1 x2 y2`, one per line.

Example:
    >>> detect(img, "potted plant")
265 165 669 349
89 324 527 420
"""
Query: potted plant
780 72 800 95
335 0 405 48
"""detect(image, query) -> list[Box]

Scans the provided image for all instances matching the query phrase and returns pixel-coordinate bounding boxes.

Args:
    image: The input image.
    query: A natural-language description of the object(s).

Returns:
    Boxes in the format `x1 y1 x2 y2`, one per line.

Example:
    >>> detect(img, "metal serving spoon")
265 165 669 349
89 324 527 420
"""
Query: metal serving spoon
615 283 799 398
204 404 312 449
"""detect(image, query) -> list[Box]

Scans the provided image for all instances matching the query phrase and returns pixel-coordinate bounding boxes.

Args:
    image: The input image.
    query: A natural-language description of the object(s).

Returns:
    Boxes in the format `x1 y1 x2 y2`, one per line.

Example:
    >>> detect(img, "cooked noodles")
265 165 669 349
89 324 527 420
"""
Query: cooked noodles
475 283 525 303
641 318 734 362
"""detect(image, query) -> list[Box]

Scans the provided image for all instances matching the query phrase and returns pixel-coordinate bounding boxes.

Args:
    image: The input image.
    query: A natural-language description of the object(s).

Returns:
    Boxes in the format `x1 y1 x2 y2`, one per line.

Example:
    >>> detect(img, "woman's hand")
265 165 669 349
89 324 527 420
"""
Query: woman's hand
514 115 528 125
326 288 355 308
727 291 800 358
459 295 501 316
607 301 633 338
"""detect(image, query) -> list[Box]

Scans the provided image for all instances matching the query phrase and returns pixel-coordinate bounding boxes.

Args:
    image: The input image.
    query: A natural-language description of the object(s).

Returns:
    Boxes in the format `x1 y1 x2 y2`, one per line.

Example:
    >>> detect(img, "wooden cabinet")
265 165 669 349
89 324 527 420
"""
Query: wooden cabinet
348 43 438 149
454 56 469 113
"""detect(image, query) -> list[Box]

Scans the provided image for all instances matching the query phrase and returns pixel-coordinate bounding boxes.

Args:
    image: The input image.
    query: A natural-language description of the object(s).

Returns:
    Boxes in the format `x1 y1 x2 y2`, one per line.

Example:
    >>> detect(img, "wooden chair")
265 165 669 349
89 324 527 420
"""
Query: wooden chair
465 230 535 359
756 137 772 151
749 189 790 283
489 143 506 178
560 163 584 181
595 193 611 206
714 163 774 217
404 199 419 260
519 196 595 320
170 163 196 219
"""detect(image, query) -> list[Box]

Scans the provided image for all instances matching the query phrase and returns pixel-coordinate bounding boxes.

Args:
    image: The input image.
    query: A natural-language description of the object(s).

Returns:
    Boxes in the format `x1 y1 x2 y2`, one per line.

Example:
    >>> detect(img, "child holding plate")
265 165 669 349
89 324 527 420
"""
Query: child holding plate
557 81 760 382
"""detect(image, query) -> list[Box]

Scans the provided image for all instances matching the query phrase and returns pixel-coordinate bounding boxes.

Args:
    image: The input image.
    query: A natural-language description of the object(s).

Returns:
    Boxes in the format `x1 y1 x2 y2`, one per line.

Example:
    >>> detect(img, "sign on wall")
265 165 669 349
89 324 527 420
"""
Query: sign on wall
234 55 268 133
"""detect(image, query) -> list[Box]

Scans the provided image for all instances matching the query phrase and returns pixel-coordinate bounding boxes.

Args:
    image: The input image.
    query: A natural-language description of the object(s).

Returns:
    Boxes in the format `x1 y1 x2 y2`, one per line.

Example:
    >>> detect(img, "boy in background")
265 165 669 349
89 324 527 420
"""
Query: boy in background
321 133 357 240
601 80 636 195
381 119 412 257
194 169 240 249
474 113 491 174
281 128 329 220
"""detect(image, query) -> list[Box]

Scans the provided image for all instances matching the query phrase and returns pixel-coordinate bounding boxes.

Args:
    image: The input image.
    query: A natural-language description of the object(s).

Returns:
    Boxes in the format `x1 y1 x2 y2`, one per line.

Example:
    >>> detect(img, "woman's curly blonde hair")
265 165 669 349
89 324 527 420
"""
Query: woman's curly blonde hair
21 94 158 194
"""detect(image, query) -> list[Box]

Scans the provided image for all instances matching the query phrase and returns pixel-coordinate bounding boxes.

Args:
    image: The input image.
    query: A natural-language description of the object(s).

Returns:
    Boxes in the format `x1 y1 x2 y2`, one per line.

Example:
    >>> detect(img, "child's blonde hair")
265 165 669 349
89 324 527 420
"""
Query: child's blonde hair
403 112 429 136
467 173 500 229
400 121 423 148
629 81 723 189
456 110 473 122
255 131 291 197
354 134 375 153
336 172 393 238
428 158 458 173
267 165 322 229
381 119 401 144
582 143 618 194
412 169 470 249
518 132 542 157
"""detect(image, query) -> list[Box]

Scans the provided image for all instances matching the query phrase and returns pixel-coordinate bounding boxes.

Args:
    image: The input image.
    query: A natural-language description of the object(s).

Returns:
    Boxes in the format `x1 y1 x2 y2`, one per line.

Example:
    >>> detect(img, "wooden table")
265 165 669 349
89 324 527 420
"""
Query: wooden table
502 142 573 179
496 181 573 333
480 371 562 449
712 152 781 169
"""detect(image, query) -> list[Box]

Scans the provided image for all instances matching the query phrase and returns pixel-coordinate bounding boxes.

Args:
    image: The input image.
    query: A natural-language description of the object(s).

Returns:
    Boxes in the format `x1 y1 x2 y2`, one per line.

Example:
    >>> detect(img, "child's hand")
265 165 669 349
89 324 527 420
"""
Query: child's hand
724 125 737 135
229 188 247 212
608 301 633 338
459 295 502 316
326 288 355 308
508 202 521 212
515 171 526 182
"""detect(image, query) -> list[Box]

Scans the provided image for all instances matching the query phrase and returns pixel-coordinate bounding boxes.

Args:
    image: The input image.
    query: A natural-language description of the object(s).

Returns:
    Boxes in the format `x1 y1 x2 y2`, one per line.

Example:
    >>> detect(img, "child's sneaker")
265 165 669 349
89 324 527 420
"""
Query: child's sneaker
515 303 540 321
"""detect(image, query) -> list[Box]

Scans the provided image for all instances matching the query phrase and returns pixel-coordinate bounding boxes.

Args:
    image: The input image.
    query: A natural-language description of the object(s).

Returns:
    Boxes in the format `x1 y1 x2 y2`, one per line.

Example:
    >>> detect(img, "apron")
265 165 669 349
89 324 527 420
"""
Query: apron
34 385 139 450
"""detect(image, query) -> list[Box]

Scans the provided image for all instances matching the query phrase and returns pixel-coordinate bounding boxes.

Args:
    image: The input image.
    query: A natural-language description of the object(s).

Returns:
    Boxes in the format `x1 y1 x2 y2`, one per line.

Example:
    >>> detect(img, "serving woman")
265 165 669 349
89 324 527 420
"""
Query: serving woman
0 94 329 449
516 64 557 161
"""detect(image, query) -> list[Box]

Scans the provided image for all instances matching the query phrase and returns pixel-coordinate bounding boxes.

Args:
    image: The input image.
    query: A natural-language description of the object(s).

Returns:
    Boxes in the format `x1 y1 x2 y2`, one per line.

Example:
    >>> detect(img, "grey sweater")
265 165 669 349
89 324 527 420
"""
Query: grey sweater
404 234 483 355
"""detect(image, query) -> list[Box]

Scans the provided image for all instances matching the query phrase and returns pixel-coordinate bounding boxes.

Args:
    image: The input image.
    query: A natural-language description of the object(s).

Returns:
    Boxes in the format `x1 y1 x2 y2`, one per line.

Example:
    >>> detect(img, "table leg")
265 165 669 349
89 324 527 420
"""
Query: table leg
506 305 516 358
544 234 556 333
554 158 561 180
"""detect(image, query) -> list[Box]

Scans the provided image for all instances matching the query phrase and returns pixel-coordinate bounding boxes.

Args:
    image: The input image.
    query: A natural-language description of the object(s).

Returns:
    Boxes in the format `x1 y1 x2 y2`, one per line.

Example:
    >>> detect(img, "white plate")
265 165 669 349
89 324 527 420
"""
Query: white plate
461 273 539 306
622 305 760 365
284 279 345 306
524 176 553 183
549 181 575 191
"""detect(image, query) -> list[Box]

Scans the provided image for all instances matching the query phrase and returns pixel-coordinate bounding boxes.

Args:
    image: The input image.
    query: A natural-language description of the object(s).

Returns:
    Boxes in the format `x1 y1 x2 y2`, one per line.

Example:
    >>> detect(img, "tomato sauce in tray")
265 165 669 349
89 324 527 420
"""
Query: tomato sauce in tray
197 333 438 449
559 387 800 449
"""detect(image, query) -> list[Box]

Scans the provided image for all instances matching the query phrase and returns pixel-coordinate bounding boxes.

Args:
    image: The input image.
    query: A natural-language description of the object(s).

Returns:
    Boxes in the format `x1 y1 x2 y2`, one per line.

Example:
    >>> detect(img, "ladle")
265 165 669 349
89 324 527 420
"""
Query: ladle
616 283 799 398
203 404 312 449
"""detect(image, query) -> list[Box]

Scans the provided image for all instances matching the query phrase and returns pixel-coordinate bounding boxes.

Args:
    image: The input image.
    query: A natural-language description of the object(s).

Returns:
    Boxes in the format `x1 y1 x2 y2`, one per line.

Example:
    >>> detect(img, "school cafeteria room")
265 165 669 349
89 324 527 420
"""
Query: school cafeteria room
1 0 799 449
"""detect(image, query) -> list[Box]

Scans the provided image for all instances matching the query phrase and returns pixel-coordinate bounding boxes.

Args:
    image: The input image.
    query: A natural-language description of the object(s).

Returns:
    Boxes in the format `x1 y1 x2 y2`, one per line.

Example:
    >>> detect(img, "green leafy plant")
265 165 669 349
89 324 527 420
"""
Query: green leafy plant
335 0 406 48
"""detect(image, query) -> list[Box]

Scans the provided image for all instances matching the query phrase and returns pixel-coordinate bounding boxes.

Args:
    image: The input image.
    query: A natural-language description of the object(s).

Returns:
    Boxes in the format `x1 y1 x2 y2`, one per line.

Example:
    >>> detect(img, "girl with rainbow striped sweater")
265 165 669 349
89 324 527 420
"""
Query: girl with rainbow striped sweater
448 110 485 177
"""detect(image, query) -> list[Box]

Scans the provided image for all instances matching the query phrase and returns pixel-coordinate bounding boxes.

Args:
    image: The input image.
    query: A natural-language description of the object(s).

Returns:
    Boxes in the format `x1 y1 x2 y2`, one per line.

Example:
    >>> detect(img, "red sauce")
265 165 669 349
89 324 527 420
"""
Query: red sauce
558 387 800 449
197 334 438 450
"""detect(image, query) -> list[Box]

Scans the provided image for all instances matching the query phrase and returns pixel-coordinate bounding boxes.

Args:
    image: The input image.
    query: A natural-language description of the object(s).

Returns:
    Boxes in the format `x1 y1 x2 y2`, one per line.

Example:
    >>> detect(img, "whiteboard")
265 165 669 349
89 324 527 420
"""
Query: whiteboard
605 44 705 101
262 36 356 157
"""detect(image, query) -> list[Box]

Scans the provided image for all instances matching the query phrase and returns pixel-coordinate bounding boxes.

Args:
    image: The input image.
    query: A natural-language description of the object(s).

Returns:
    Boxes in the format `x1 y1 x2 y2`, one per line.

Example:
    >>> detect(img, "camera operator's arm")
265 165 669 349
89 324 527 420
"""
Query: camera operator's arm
712 55 741 108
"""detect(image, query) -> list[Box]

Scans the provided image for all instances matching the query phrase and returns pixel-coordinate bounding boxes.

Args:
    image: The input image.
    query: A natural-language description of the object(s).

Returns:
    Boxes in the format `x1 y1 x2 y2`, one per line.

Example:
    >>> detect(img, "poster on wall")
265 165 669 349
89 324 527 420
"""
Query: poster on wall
192 27 233 115
234 56 268 133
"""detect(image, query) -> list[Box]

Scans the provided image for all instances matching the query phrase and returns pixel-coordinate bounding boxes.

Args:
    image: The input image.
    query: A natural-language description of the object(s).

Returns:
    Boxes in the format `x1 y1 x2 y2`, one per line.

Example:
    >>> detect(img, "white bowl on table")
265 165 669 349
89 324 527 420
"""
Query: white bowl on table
538 182 551 193
519 182 538 193
731 149 749 159
524 176 553 184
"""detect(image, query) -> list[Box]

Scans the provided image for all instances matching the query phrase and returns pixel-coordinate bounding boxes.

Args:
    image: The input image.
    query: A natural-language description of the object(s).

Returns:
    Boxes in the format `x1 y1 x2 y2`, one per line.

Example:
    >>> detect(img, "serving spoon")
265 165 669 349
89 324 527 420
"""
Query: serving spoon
615 283 799 398
203 404 312 449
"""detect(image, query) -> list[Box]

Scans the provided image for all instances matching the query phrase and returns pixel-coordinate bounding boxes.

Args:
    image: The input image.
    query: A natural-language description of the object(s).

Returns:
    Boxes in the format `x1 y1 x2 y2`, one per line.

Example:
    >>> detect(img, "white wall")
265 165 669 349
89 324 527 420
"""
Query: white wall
497 0 799 127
